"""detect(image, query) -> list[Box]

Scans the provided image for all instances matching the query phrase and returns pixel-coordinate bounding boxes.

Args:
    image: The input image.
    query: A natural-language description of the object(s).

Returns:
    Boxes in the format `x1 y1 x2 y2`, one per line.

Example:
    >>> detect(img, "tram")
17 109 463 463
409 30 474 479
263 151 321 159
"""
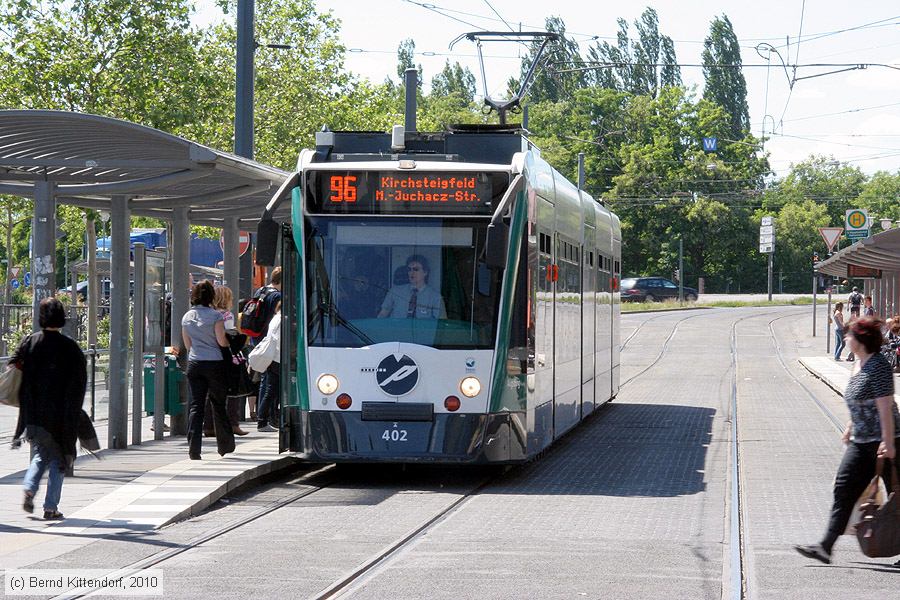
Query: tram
257 120 621 463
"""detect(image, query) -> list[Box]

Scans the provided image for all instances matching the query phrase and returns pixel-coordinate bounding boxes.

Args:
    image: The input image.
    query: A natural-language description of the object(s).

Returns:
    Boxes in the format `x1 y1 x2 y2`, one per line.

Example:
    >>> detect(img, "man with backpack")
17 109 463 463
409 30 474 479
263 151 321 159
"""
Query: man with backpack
848 287 863 318
241 267 282 431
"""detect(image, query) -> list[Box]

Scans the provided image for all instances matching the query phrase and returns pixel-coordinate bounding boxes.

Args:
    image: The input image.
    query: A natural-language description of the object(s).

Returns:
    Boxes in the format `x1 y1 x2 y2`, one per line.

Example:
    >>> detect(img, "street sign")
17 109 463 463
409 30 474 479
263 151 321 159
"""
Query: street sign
760 224 774 235
10 279 19 290
702 137 718 152
219 230 251 257
23 271 31 286
759 216 775 253
759 234 775 244
818 227 843 252
845 209 869 240
8 266 20 279
761 216 774 227
759 243 774 253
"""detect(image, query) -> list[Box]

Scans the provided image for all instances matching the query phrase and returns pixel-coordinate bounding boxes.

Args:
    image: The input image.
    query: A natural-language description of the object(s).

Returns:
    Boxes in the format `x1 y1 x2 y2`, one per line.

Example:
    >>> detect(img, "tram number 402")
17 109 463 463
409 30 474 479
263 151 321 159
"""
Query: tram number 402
382 429 408 442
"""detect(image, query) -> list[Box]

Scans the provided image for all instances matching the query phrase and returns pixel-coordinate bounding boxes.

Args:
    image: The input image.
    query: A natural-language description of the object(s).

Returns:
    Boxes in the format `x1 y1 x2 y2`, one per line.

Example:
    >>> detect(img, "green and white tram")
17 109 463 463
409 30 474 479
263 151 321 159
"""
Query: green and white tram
259 124 621 463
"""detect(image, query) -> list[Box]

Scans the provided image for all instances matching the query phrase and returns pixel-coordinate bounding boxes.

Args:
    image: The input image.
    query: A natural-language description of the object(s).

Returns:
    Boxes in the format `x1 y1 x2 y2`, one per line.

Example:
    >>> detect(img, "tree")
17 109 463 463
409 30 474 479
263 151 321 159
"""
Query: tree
586 8 681 96
430 60 476 104
396 38 423 85
510 16 585 103
702 15 750 139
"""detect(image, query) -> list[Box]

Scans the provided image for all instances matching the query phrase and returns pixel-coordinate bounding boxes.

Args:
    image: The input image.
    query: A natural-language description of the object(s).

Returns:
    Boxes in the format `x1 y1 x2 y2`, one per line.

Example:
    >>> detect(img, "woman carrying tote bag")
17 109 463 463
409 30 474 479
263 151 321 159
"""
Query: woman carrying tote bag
794 316 899 564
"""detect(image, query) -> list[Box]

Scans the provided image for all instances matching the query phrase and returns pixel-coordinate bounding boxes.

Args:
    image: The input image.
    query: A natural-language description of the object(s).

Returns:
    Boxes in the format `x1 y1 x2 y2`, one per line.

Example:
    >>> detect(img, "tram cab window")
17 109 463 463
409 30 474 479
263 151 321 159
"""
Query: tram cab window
305 217 502 349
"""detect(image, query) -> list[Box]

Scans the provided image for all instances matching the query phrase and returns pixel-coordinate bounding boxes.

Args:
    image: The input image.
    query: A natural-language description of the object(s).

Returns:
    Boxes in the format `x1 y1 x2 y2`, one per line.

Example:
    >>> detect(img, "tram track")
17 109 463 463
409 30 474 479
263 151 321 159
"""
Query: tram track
51 464 340 600
725 306 836 600
619 312 709 389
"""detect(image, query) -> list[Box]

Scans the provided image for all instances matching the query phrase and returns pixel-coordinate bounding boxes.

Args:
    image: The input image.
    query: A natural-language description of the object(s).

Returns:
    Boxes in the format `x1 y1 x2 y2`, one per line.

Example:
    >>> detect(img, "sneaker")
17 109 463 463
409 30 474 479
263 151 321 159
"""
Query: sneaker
257 424 277 432
834 357 842 361
793 543 831 564
23 491 34 514
43 510 65 521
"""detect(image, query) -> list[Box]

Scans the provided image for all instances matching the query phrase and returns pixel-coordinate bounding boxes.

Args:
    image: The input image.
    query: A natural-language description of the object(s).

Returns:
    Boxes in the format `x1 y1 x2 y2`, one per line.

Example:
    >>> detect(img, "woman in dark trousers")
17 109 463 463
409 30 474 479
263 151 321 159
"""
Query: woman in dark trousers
13 298 87 520
795 316 899 564
181 280 235 460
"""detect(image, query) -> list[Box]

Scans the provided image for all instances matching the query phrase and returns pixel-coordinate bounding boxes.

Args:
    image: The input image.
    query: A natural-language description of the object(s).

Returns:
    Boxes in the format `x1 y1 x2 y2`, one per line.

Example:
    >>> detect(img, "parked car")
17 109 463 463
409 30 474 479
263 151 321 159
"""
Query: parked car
621 277 698 302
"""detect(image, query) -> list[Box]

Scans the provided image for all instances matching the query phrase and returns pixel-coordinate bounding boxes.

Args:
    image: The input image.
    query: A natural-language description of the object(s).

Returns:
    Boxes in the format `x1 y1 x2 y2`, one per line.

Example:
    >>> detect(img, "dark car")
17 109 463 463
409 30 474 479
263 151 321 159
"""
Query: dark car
621 277 698 302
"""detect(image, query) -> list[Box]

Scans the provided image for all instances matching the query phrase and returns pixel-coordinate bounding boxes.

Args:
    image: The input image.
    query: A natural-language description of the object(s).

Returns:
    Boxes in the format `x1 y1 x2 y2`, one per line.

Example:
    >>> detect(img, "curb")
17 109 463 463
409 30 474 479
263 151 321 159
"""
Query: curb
160 454 302 528
798 357 844 397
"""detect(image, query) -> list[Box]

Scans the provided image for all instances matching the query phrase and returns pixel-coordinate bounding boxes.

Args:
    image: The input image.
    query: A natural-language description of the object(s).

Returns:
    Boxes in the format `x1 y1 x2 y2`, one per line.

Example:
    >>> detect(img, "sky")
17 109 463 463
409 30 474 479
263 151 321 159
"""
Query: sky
193 1 900 177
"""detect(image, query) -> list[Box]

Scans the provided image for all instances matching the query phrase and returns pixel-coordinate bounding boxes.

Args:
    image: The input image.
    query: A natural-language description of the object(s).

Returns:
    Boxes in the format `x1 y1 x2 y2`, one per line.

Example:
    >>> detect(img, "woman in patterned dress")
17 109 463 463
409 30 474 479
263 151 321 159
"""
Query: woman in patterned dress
795 316 899 564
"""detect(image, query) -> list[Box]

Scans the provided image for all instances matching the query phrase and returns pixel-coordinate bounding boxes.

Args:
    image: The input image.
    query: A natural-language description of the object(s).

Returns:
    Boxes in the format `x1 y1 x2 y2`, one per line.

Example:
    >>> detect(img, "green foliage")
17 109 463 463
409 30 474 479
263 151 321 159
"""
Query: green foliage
702 15 750 138
511 16 585 103
586 8 681 95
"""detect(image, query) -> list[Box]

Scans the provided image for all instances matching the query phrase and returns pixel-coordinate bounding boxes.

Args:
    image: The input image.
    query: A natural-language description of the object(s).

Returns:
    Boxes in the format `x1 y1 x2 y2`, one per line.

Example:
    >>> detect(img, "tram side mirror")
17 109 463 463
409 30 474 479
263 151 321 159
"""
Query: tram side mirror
256 218 279 266
485 222 508 270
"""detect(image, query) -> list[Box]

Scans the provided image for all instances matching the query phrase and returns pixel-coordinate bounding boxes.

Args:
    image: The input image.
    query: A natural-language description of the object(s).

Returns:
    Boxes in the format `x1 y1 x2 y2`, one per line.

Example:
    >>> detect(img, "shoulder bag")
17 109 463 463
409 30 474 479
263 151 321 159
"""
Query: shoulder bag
855 457 900 558
0 362 22 407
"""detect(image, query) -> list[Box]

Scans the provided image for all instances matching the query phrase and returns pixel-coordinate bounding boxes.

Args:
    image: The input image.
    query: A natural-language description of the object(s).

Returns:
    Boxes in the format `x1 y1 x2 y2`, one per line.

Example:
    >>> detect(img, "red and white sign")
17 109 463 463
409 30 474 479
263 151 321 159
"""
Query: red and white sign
219 230 251 257
8 266 21 279
818 227 843 252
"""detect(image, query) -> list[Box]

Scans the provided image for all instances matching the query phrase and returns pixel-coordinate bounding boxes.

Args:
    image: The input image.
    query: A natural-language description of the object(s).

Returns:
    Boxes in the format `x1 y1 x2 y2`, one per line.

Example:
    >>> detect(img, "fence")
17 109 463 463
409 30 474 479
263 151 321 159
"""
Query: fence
0 303 99 355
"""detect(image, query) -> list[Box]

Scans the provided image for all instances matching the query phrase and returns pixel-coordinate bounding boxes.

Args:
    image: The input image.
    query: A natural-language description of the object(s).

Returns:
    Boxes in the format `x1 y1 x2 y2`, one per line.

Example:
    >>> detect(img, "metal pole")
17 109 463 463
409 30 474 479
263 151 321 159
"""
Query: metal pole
86 215 98 348
767 251 773 302
826 289 832 354
170 207 190 436
31 181 56 331
108 196 130 449
224 217 240 315
679 238 684 304
235 0 255 160
154 348 165 440
132 243 145 445
90 344 96 421
577 152 585 191
812 270 817 338
405 68 418 133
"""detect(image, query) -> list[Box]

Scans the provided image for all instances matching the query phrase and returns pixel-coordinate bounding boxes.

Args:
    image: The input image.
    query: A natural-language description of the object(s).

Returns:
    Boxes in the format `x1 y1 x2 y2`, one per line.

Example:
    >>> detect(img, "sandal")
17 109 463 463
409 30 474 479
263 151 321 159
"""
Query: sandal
43 510 65 520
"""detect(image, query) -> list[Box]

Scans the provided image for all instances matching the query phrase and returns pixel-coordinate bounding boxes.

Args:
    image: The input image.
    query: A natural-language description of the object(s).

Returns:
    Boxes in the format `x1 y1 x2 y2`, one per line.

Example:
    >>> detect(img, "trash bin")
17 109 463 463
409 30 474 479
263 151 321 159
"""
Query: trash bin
143 354 184 416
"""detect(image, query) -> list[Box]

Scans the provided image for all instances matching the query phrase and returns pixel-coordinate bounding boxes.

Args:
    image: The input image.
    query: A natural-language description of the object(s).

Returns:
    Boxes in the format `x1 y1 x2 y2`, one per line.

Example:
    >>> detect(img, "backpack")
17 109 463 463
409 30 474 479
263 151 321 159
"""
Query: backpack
849 292 862 307
240 286 274 337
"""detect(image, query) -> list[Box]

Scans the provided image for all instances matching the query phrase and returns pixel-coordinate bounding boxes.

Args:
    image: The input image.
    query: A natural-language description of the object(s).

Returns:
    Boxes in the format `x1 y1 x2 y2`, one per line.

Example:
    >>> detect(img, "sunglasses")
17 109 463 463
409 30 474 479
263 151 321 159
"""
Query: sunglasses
407 266 423 272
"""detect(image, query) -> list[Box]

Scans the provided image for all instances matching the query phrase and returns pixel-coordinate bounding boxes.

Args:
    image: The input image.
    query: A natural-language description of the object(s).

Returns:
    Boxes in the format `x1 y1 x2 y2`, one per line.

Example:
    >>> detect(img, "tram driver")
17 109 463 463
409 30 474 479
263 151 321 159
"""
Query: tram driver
377 254 446 319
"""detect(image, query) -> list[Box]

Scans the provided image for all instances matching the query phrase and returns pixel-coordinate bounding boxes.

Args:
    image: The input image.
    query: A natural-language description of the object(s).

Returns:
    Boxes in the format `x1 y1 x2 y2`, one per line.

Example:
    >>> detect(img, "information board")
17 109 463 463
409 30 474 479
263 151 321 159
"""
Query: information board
305 170 508 215
144 251 166 352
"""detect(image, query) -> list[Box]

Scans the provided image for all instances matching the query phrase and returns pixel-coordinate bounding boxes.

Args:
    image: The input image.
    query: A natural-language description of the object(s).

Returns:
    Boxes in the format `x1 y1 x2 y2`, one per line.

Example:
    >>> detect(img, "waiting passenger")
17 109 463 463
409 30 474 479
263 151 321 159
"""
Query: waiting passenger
377 254 446 319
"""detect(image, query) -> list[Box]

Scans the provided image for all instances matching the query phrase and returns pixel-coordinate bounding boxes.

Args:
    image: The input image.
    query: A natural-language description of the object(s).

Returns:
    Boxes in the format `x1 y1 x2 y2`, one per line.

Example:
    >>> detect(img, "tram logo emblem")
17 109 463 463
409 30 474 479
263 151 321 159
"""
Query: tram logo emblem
376 354 419 396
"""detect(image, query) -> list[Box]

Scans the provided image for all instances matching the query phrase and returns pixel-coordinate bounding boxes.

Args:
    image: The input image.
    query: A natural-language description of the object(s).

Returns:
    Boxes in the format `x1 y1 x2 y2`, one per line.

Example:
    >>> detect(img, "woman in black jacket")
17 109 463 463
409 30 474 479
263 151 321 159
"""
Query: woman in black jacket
13 298 87 520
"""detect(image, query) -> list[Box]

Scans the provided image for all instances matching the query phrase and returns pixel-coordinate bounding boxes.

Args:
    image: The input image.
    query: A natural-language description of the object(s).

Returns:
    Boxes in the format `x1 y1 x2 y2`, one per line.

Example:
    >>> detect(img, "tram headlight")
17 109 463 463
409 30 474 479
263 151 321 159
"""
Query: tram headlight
316 374 339 395
459 376 481 398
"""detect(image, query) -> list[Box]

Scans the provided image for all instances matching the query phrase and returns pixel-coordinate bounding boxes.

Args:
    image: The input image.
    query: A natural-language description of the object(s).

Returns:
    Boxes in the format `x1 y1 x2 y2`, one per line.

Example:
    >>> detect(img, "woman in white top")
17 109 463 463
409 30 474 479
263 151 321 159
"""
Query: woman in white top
832 302 846 361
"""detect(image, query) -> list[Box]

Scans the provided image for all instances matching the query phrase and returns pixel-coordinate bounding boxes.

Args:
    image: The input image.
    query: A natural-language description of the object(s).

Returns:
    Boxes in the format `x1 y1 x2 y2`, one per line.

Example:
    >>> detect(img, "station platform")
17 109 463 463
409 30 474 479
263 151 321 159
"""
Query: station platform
0 419 295 571
799 354 900 403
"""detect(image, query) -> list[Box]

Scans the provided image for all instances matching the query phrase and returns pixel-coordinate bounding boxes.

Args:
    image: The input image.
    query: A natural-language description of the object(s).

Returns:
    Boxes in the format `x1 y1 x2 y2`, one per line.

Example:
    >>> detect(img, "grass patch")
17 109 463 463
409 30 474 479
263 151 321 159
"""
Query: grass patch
621 296 814 312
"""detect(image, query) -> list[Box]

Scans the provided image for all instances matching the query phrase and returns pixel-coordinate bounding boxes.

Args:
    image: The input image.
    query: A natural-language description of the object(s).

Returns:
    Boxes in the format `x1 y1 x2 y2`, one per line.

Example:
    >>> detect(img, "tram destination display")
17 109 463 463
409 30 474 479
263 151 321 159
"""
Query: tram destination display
306 170 507 215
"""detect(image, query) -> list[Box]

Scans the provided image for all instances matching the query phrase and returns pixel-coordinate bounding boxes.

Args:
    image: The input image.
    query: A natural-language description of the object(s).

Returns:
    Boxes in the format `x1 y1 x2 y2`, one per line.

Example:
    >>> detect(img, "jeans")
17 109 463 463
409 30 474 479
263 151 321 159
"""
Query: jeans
23 444 64 511
186 360 235 457
834 328 845 359
821 440 899 553
256 362 280 428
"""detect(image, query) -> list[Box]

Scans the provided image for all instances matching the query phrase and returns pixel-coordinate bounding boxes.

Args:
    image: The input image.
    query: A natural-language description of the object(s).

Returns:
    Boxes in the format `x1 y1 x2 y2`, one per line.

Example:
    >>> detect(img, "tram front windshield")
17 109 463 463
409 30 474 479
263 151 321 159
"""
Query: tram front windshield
305 217 501 349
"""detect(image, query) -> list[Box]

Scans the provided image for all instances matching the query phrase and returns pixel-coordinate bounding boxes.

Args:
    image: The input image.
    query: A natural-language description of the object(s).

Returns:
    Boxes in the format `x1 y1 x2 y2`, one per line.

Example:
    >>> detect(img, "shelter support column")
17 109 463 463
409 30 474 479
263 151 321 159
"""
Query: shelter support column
223 217 240 315
31 181 56 331
108 196 130 449
170 208 190 436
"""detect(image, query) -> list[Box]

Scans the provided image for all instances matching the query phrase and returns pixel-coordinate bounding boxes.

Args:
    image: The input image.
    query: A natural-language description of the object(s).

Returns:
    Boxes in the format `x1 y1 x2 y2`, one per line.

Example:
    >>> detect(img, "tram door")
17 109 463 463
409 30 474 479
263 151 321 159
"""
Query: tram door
280 223 300 454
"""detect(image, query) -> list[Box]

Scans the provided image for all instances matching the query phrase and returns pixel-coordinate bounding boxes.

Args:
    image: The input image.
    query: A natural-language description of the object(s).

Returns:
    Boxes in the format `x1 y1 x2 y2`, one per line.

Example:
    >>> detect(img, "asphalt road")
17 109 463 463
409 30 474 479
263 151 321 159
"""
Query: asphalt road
18 305 899 599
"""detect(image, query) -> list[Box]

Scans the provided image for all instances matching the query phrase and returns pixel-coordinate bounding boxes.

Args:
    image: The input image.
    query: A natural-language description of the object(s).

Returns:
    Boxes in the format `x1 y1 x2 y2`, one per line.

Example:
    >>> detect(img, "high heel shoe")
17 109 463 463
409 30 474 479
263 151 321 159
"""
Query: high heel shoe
232 426 248 436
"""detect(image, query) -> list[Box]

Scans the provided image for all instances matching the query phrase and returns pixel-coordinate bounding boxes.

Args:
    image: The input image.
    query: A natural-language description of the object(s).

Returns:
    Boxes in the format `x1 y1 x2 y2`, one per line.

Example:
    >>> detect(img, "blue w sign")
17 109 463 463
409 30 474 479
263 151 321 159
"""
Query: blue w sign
702 137 717 152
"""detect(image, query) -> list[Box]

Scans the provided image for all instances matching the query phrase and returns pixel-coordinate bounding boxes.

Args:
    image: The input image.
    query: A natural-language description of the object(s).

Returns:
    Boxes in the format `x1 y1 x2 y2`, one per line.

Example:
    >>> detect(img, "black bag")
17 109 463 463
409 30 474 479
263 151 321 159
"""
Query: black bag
222 332 253 396
855 458 900 558
77 409 100 454
240 286 274 337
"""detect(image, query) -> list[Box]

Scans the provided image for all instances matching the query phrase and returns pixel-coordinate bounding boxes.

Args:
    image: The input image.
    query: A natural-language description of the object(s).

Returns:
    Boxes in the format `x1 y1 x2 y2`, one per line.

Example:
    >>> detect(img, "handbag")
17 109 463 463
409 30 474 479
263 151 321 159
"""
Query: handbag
0 362 22 407
248 336 276 373
854 457 900 558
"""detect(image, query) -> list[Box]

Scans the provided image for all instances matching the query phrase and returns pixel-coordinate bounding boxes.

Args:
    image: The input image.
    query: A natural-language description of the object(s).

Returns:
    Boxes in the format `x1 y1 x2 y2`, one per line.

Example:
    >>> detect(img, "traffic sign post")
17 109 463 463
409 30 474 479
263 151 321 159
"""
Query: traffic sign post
219 230 251 257
759 216 775 301
818 227 844 253
845 209 869 241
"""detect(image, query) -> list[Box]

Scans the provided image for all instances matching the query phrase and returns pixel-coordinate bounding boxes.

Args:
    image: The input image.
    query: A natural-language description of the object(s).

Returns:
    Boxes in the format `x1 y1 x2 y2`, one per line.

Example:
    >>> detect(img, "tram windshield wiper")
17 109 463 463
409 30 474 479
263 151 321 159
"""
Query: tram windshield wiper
319 299 375 346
